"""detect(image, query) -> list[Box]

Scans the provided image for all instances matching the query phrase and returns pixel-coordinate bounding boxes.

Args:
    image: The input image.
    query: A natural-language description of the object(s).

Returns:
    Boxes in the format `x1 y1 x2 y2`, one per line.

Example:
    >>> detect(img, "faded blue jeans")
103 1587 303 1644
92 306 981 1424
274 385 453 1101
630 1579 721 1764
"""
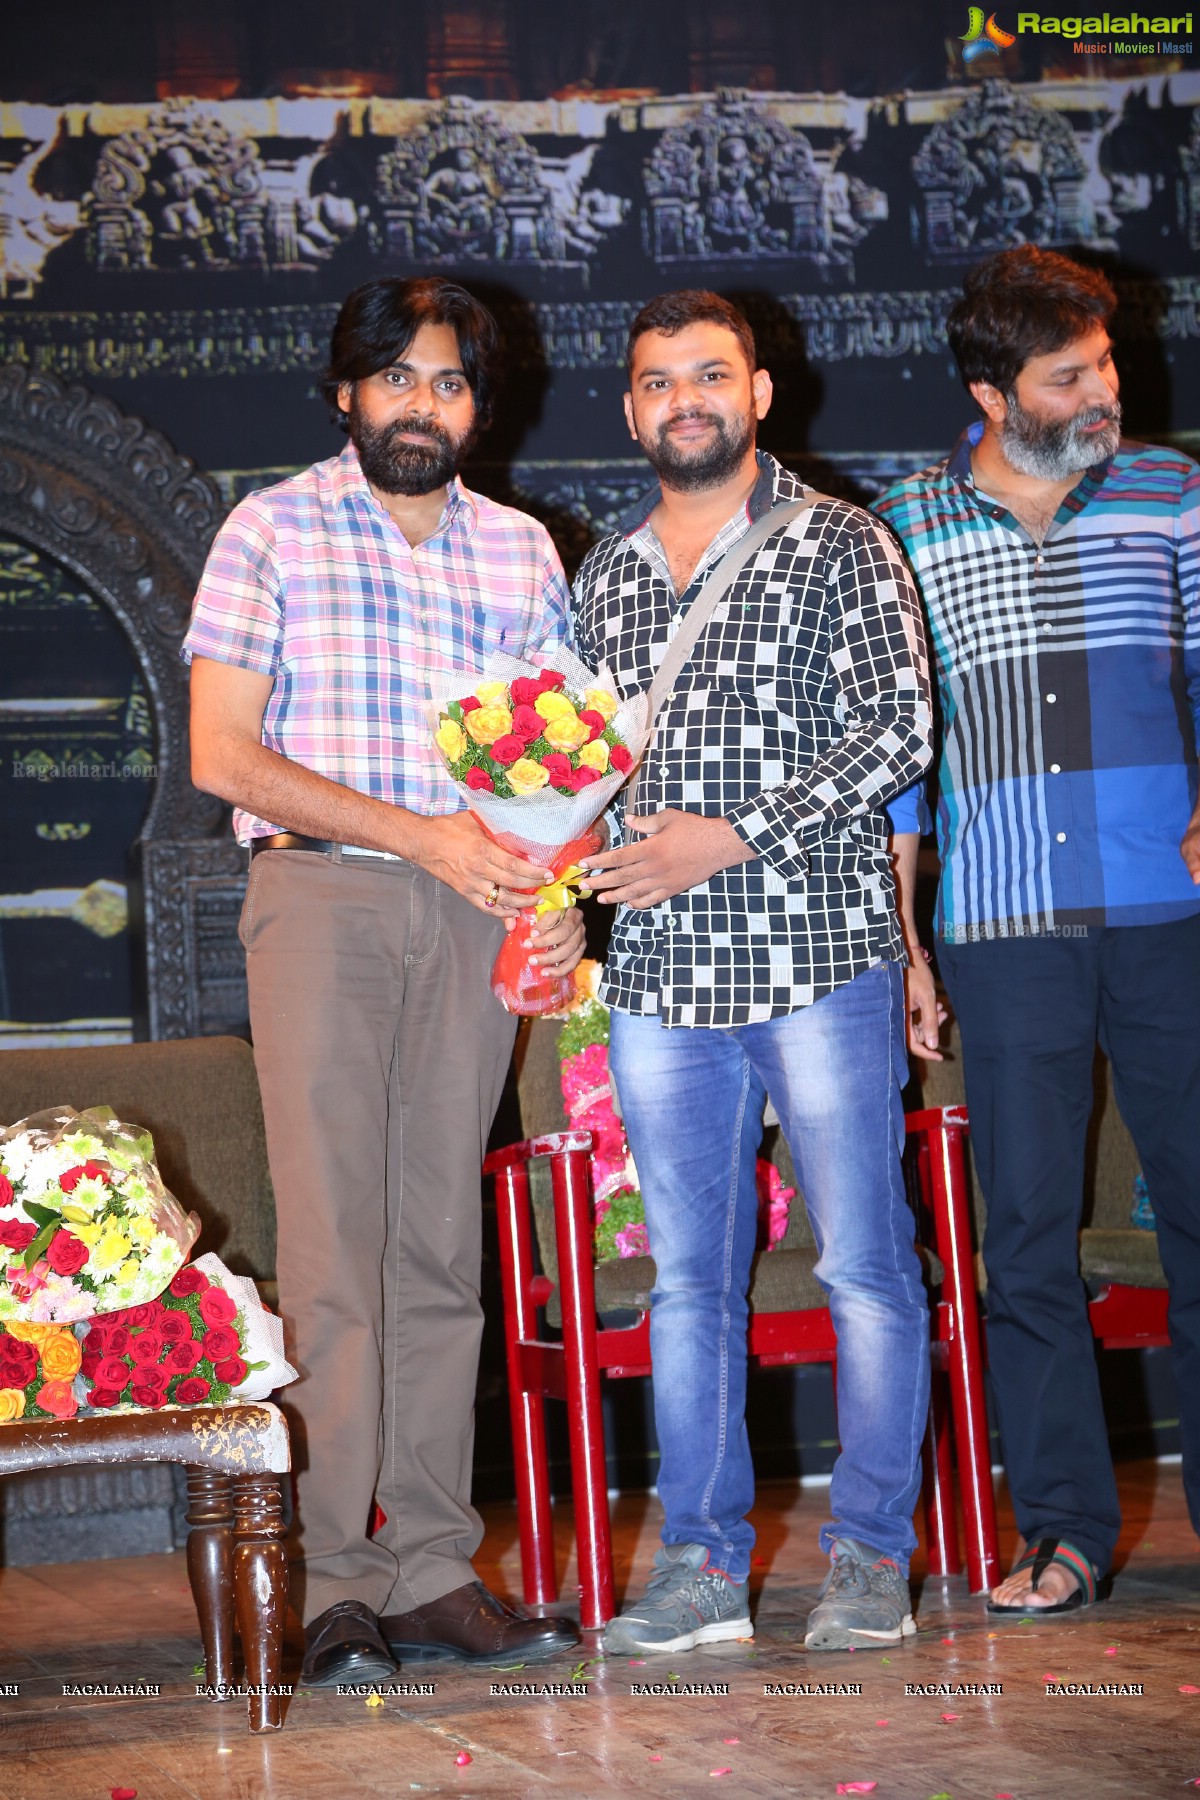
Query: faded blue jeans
609 962 930 1581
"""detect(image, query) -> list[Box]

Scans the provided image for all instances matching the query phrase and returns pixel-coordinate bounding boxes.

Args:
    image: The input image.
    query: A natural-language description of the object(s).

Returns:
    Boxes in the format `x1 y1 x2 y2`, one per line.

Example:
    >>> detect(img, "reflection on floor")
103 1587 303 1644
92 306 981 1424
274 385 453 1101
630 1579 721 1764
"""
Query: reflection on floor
0 1458 1196 1799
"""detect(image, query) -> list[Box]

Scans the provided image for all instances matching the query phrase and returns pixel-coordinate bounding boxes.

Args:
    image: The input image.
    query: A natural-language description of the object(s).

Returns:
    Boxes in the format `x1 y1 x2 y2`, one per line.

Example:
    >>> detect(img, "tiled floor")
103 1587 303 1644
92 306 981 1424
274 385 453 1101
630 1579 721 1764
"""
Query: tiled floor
0 1459 1196 1799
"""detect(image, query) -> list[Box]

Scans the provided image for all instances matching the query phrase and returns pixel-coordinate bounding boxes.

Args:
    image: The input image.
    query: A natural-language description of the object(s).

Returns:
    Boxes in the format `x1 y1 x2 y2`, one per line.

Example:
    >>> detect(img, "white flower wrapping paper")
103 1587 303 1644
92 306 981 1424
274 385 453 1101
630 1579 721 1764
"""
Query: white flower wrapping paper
189 1252 297 1401
427 644 650 862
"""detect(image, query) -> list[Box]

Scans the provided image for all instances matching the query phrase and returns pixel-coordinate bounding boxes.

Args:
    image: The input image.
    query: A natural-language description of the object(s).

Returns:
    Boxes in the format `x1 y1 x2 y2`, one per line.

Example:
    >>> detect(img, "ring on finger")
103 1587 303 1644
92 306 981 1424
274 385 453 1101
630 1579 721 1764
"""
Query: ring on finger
484 880 500 909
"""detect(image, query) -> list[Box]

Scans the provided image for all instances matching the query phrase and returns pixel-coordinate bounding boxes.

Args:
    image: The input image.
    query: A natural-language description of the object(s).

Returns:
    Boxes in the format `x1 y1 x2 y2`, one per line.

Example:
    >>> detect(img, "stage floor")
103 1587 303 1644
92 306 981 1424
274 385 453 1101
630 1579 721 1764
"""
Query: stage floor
0 1458 1195 1799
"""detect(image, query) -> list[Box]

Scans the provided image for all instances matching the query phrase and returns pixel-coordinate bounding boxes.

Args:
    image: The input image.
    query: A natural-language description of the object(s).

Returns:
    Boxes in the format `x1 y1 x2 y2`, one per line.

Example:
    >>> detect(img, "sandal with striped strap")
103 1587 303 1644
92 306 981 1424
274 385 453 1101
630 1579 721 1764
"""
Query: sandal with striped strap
986 1537 1107 1615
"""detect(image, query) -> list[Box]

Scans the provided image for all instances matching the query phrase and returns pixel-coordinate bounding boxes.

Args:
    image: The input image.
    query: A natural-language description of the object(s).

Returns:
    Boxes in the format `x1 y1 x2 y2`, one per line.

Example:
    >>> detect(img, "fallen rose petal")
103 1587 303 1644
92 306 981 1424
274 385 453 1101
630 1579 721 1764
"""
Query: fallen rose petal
722 1737 739 1744
941 1635 955 1644
454 1751 472 1766
1104 1646 1117 1655
1180 1685 1200 1694
365 1692 385 1708
110 1790 137 1800
1043 1672 1057 1682
836 1786 878 1795
709 1770 732 1779
876 1719 889 1727
648 1755 662 1762
940 1712 960 1722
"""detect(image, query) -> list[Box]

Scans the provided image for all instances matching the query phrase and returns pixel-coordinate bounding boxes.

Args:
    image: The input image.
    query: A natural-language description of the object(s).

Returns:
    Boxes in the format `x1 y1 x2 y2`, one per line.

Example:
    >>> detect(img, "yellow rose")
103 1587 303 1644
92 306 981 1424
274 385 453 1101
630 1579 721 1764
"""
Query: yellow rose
507 758 551 796
533 691 576 722
0 1388 26 1423
3 1320 52 1343
465 704 513 747
543 714 589 753
583 687 619 723
435 718 466 762
473 680 509 705
39 1330 82 1381
577 738 610 774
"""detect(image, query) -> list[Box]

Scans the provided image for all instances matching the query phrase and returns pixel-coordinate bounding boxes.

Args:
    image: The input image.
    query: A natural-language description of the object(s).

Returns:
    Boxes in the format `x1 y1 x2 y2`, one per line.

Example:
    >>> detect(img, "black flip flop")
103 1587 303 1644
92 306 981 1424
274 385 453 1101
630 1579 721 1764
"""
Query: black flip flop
986 1536 1105 1615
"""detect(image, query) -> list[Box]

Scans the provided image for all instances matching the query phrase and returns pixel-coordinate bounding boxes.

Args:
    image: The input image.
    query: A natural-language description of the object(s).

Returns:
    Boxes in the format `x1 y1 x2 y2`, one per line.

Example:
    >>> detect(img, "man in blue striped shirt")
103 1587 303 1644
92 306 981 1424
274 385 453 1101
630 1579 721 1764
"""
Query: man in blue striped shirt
876 246 1200 1614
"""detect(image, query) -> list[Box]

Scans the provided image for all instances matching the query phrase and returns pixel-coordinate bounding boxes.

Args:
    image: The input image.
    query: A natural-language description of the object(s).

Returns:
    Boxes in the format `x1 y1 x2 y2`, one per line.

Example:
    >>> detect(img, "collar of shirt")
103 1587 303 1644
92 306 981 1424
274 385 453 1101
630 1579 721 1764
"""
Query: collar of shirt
327 440 478 542
945 420 1116 525
618 449 789 595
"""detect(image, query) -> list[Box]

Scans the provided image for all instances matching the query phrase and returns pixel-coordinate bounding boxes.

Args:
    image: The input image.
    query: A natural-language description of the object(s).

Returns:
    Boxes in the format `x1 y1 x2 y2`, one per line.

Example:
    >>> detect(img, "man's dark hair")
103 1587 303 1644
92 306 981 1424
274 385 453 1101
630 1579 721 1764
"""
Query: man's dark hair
625 289 757 379
320 277 499 429
946 247 1117 398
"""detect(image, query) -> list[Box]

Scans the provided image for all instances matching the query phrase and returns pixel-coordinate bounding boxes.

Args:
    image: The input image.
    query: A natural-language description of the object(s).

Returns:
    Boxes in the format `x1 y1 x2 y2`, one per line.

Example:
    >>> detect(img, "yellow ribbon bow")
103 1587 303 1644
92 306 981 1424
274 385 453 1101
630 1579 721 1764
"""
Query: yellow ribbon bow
534 865 590 915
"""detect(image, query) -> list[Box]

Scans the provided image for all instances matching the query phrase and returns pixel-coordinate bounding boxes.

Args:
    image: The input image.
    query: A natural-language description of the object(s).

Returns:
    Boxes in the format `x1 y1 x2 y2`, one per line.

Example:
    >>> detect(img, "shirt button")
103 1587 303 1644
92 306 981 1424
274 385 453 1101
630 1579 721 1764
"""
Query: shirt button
1046 693 1057 704
1041 622 1053 633
1056 832 1067 843
1050 763 1061 774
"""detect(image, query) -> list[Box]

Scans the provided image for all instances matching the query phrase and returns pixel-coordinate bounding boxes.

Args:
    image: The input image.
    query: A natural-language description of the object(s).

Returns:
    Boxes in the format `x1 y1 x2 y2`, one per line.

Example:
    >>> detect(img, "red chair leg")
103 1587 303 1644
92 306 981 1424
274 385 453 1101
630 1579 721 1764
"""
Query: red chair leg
925 1115 1000 1593
921 1375 962 1578
494 1163 559 1606
549 1146 616 1630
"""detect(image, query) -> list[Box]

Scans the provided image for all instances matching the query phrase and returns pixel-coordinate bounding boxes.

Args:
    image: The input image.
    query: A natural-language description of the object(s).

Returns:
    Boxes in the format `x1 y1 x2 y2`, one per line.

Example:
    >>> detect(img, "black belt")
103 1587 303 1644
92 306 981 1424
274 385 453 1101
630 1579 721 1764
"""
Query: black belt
250 833 335 857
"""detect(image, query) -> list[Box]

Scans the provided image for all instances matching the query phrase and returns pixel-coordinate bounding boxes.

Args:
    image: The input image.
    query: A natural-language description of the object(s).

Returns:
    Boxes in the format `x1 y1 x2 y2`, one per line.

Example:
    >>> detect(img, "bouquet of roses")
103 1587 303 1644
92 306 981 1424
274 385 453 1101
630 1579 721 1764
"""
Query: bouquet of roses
0 1319 84 1422
430 646 648 1015
74 1253 296 1413
0 1106 200 1325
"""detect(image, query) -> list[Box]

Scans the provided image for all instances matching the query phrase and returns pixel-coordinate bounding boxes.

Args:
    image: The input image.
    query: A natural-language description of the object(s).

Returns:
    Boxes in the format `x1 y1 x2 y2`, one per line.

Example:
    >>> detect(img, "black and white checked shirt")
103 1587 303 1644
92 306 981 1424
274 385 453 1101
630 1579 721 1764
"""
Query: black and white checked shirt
571 453 933 1028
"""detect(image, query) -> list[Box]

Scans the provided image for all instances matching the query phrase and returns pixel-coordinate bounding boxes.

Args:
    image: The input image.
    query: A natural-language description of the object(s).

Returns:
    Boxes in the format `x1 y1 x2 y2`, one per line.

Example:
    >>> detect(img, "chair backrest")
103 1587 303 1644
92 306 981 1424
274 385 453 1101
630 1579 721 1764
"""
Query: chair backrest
512 1017 817 1276
0 1037 276 1278
910 1019 1143 1236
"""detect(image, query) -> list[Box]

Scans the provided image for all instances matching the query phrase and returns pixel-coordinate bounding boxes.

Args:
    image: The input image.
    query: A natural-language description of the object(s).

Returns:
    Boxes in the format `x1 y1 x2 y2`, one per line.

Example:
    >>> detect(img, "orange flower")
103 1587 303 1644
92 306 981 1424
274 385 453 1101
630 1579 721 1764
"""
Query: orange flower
3 1320 53 1344
35 1380 77 1420
39 1330 82 1381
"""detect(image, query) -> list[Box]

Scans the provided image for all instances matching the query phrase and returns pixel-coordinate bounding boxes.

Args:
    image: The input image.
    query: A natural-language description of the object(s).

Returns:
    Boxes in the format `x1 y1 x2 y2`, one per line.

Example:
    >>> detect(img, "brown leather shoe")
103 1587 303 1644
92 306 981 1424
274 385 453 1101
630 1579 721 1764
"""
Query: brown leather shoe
300 1600 398 1686
380 1581 578 1664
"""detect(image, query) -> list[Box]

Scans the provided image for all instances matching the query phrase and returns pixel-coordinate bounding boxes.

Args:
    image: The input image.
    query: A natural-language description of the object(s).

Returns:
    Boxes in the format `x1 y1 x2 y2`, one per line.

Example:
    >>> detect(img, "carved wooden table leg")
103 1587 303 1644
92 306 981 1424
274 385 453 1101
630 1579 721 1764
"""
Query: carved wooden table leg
185 1465 235 1694
232 1471 289 1732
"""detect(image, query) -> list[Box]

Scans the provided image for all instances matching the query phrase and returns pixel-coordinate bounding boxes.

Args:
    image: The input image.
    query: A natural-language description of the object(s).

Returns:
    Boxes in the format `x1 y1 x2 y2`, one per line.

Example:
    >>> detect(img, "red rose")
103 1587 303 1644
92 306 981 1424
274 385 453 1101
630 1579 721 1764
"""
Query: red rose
214 1356 248 1388
0 1342 36 1381
510 704 543 744
166 1338 204 1374
0 1173 13 1208
541 752 573 787
535 669 566 691
80 1351 103 1380
131 1384 168 1409
174 1376 211 1405
128 1332 164 1366
202 1326 240 1363
95 1355 131 1392
57 1165 86 1193
83 1324 108 1351
458 695 482 714
567 766 600 791
105 1326 131 1356
36 1380 78 1420
87 1388 123 1409
490 734 525 767
610 744 633 775
98 1307 128 1325
510 677 543 708
46 1229 89 1277
81 1161 110 1184
0 1220 37 1252
199 1288 237 1328
169 1266 209 1298
134 1362 170 1393
579 709 606 742
158 1310 189 1342
126 1302 162 1328
465 767 494 792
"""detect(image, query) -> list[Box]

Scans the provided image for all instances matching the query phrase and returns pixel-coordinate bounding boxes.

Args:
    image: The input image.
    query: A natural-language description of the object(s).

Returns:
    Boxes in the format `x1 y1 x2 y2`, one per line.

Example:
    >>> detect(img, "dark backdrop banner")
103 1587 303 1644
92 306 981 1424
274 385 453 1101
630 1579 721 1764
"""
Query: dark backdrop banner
1 0 1197 1037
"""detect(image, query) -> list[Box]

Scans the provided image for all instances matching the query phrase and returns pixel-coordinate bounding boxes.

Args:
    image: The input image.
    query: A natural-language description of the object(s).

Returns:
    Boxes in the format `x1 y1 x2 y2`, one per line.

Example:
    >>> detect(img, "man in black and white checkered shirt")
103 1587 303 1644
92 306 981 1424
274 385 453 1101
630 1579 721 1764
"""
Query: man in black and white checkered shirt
574 291 935 1654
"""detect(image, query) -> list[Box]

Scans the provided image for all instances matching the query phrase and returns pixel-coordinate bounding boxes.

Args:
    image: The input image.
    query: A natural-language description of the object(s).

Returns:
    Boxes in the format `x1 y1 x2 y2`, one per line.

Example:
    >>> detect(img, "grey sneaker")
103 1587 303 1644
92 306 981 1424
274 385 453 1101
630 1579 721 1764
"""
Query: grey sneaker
804 1537 916 1651
602 1543 752 1654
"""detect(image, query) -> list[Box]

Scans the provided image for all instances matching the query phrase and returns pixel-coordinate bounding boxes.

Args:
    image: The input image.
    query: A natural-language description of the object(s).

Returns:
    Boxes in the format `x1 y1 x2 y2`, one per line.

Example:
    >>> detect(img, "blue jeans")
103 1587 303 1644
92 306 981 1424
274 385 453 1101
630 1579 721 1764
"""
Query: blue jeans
609 962 930 1581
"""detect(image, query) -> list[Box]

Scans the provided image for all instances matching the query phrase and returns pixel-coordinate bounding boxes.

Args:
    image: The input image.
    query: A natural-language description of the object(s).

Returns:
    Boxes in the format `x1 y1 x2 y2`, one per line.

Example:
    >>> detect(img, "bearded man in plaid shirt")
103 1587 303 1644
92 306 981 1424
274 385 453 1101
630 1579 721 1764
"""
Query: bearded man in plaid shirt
185 277 582 1686
573 290 935 1653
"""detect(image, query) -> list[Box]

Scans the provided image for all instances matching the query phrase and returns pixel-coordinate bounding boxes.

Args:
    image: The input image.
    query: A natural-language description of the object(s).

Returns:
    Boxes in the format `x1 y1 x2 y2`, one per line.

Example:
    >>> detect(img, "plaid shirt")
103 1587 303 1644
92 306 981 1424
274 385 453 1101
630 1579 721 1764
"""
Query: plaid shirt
183 442 570 843
875 432 1200 943
571 453 933 1027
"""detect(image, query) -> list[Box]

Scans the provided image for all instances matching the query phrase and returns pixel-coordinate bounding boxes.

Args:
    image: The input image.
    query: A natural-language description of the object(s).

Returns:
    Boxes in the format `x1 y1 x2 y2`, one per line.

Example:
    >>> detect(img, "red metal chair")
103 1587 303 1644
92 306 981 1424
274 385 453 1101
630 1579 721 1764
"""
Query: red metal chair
485 1103 1000 1630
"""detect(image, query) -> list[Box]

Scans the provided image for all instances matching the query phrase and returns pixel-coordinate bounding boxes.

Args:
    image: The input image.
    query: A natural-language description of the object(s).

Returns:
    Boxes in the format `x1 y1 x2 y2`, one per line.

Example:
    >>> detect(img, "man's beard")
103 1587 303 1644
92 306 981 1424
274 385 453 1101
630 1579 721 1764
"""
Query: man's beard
637 405 756 493
999 394 1122 482
349 396 473 496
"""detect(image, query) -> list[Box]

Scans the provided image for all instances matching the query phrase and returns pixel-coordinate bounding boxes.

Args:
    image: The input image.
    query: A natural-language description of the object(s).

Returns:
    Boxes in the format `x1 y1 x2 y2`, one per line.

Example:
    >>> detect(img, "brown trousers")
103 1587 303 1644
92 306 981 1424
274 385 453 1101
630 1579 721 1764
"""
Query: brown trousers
239 846 516 1624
